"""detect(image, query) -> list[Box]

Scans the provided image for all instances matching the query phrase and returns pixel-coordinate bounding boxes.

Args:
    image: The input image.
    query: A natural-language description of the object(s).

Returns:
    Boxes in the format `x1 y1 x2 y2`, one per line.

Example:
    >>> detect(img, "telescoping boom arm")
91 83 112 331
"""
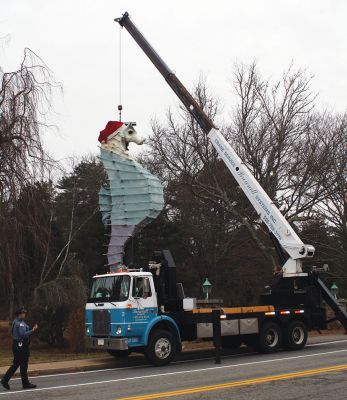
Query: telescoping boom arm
115 12 315 277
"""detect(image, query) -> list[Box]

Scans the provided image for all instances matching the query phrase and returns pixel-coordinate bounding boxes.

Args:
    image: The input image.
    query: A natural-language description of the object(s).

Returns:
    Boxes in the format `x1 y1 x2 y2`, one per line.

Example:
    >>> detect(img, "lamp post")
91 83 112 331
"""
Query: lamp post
202 278 212 300
330 282 338 299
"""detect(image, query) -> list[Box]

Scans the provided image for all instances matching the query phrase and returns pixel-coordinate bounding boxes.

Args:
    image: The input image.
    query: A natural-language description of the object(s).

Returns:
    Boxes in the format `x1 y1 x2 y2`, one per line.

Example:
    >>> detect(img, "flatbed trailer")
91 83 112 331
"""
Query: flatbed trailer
173 304 324 358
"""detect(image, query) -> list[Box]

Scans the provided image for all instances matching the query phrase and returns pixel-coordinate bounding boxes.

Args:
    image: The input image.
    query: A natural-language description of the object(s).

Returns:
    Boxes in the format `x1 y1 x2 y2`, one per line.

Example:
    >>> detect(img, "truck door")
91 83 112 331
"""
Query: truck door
129 276 157 339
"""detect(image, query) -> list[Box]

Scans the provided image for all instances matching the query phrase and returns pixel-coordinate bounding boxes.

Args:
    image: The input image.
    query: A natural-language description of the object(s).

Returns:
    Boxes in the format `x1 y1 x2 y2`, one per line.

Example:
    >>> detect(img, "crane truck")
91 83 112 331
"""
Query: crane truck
85 12 347 366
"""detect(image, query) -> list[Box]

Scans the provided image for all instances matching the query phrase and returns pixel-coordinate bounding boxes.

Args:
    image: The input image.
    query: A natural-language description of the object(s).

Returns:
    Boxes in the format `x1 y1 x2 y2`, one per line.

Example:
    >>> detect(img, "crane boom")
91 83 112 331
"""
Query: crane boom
115 12 315 276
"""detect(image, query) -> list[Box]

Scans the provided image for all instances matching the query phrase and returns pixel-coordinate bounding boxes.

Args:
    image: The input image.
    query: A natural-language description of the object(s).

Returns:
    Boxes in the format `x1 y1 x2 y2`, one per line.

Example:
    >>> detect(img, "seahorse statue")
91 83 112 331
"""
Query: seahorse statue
98 121 164 270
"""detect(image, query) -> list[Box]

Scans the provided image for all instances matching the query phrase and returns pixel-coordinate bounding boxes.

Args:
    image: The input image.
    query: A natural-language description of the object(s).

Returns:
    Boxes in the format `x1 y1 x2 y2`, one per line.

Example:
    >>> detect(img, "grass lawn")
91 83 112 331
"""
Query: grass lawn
0 346 108 367
0 320 108 367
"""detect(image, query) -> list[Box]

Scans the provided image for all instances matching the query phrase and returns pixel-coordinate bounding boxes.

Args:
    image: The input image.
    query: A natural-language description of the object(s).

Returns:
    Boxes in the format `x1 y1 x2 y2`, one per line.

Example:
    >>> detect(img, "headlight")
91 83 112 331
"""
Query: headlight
86 327 90 334
116 326 122 335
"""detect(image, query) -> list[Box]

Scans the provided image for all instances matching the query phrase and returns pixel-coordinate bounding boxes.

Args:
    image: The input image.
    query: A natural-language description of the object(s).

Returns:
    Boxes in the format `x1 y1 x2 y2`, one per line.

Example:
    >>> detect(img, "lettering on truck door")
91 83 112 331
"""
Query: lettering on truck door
129 277 157 337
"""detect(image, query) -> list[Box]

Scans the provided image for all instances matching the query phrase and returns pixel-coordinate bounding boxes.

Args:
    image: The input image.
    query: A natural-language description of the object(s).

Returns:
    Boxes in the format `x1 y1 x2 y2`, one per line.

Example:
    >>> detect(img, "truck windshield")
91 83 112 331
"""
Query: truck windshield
89 275 130 302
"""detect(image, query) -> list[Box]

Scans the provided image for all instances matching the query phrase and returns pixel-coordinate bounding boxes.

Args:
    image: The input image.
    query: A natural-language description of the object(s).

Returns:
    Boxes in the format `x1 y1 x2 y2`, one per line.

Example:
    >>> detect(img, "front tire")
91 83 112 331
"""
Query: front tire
257 322 282 353
145 329 177 366
283 320 307 350
107 349 132 358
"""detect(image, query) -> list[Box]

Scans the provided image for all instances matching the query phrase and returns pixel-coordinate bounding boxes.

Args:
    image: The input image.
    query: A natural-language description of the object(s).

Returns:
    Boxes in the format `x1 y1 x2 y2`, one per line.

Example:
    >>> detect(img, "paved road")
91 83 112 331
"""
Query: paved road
1 336 347 400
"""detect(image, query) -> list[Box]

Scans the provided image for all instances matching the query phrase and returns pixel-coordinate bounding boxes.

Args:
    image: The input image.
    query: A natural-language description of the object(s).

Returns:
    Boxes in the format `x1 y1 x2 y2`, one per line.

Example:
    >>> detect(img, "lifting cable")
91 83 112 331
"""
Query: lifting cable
117 25 123 121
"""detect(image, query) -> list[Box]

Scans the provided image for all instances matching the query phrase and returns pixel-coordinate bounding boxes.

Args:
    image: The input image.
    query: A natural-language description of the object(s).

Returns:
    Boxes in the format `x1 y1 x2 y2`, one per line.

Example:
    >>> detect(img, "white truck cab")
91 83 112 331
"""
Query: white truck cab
85 268 181 366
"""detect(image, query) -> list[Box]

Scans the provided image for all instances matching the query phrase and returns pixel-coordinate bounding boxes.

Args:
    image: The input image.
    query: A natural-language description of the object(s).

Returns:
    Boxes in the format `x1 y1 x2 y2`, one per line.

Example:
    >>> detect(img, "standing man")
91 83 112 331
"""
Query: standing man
1 307 38 390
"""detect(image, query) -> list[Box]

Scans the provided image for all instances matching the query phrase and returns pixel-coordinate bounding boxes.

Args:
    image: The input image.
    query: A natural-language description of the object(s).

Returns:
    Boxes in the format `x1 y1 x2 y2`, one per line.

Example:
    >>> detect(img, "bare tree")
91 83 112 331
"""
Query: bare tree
0 48 59 316
314 116 347 273
232 64 341 222
142 64 345 271
0 48 57 197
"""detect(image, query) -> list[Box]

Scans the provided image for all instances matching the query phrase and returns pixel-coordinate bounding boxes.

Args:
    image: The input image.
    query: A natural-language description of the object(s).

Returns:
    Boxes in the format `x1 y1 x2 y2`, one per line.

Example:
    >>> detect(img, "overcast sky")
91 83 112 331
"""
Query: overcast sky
1 0 346 161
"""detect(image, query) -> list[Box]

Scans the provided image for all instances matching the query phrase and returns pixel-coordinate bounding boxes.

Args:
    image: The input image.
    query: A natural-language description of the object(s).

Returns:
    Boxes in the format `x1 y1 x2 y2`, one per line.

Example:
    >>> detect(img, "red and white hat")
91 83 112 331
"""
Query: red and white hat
98 121 124 143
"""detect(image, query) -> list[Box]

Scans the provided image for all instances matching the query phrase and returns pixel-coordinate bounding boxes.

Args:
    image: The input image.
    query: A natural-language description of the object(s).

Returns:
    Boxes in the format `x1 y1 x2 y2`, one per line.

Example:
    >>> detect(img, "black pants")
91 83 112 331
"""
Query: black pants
2 341 30 385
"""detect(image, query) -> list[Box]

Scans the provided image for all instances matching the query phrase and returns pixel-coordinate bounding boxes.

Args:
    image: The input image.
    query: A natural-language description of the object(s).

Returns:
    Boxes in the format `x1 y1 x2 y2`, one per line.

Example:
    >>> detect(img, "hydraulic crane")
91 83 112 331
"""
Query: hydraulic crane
114 11 347 329
115 12 314 277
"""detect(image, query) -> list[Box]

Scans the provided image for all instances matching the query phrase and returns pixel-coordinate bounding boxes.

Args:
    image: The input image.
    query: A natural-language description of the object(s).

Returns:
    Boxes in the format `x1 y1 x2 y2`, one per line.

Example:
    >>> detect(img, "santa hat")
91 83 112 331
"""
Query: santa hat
98 121 124 143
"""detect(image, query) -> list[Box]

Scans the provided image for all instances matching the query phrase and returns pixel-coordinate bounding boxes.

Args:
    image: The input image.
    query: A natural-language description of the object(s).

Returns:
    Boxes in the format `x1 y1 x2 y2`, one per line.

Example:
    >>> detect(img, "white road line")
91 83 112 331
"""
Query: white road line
10 338 347 382
2 348 347 396
307 339 347 347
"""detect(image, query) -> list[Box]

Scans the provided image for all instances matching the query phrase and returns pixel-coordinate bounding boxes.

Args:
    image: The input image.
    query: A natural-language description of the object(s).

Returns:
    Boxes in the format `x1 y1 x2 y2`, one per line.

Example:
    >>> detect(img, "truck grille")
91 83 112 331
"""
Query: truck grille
92 310 110 336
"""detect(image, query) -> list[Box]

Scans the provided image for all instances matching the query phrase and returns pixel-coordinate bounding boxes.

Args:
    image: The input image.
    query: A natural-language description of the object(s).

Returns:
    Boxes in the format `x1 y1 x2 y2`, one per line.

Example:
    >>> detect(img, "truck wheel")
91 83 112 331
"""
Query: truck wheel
222 336 242 349
258 322 282 353
283 320 307 350
145 329 177 366
107 350 132 358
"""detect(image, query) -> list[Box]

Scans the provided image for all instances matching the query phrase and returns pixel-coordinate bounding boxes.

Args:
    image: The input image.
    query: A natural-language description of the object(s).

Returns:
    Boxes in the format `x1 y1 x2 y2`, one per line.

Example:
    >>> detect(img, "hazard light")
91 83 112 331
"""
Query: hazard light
265 311 276 316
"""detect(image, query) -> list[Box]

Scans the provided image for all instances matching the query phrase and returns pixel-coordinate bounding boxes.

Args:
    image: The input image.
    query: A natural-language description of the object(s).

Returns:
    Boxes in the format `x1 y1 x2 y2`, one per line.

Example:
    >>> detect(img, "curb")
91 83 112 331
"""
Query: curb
28 362 117 377
0 358 117 378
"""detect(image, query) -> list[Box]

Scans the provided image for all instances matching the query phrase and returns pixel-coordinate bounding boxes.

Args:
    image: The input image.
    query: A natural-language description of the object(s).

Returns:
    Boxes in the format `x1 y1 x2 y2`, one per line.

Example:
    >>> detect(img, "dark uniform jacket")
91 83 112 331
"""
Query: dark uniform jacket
12 318 34 342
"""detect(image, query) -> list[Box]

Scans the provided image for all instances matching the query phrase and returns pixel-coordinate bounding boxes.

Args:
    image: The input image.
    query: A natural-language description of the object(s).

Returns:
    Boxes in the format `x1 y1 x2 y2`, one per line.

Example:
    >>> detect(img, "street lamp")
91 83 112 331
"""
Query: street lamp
330 282 338 299
202 278 212 300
